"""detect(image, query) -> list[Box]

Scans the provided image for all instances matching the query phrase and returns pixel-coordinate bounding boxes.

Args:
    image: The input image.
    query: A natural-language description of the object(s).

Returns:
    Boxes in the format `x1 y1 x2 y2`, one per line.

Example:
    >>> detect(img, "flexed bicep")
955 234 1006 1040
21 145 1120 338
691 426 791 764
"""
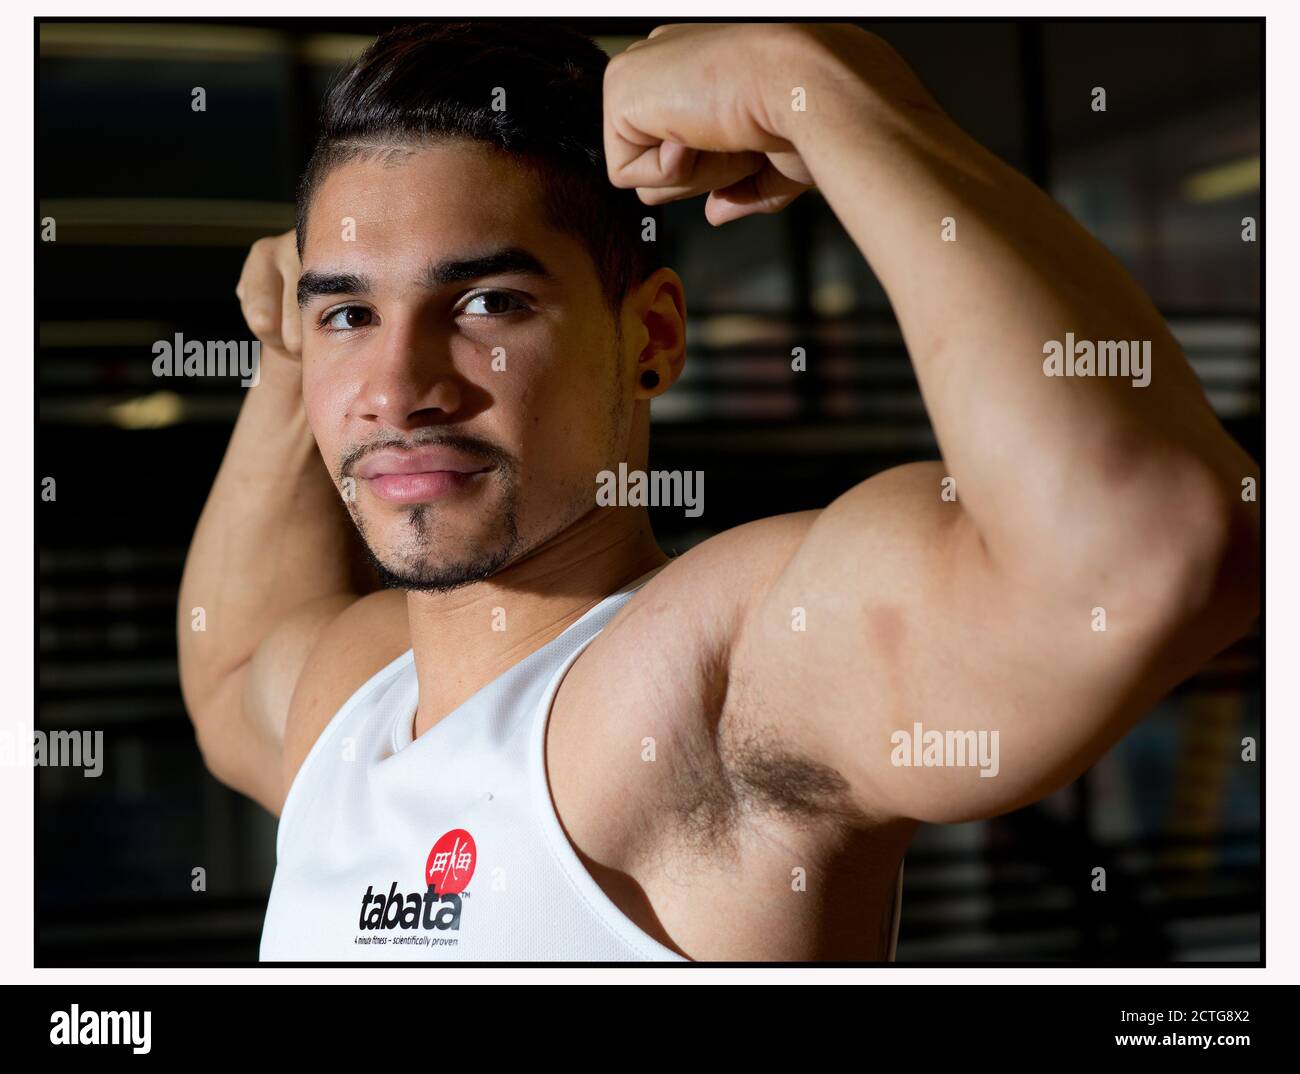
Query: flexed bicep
724 461 1247 826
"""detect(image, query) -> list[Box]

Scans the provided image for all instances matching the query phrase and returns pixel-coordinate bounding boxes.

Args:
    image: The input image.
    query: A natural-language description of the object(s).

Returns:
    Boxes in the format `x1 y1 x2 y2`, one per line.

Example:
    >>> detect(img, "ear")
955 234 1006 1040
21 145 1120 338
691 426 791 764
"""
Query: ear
622 267 687 398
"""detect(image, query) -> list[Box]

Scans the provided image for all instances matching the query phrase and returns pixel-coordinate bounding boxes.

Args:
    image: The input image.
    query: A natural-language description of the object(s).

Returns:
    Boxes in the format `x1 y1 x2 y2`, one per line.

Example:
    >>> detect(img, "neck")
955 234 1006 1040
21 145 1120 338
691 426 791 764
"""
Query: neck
405 506 666 739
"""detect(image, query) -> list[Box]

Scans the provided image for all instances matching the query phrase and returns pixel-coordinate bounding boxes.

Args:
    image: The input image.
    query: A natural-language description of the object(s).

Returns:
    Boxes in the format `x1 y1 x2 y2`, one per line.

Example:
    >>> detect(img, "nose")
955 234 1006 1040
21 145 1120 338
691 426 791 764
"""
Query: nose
352 317 464 433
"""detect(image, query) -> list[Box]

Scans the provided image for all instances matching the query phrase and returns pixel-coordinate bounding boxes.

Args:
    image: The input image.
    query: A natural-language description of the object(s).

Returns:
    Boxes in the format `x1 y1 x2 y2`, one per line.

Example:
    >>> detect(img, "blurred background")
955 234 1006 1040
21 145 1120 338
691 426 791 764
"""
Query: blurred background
36 18 1262 965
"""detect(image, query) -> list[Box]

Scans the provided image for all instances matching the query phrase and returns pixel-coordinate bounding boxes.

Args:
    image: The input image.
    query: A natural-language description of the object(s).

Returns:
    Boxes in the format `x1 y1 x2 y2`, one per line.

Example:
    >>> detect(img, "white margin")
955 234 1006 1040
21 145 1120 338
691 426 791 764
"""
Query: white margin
4 0 1292 987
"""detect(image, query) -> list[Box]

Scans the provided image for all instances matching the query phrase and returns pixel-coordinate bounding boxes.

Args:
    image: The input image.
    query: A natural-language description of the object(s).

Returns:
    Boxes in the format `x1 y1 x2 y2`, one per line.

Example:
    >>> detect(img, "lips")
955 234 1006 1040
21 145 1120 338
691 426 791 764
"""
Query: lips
353 446 494 504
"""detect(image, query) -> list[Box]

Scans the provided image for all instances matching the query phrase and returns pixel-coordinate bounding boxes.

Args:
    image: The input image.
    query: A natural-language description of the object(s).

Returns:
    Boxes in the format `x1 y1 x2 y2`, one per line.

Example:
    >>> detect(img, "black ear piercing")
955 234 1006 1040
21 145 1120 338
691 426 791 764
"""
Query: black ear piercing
640 369 661 390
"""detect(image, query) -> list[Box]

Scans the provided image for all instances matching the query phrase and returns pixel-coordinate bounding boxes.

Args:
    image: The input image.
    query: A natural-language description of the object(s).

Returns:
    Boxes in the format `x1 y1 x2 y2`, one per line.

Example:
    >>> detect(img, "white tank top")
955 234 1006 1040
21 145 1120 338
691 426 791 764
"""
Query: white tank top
260 569 905 962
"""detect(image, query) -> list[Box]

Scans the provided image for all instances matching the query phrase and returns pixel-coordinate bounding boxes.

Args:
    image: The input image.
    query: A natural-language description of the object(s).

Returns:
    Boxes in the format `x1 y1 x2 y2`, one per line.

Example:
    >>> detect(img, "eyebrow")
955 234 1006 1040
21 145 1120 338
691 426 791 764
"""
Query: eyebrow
297 246 555 309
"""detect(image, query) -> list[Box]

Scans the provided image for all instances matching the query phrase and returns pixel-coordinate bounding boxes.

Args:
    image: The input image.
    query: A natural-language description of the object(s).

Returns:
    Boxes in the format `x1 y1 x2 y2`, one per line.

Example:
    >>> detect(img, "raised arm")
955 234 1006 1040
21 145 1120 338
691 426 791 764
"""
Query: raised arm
603 23 1260 823
784 27 1257 574
177 232 369 815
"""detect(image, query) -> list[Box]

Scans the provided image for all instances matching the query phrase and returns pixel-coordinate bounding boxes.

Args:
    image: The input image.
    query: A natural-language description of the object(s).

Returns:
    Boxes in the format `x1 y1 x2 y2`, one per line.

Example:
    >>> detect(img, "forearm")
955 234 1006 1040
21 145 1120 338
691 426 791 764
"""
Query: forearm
788 29 1257 580
177 346 362 720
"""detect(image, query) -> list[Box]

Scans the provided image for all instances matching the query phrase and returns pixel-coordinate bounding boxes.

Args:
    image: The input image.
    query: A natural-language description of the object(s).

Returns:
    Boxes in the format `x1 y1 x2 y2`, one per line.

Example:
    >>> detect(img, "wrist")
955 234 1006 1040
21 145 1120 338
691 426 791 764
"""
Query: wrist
766 25 947 155
255 342 304 391
238 343 313 434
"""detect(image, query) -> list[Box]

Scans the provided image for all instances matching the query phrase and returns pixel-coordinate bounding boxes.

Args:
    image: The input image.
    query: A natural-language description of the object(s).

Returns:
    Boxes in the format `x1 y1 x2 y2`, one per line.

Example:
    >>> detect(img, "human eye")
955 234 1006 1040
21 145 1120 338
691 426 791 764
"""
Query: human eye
319 305 376 332
457 290 530 317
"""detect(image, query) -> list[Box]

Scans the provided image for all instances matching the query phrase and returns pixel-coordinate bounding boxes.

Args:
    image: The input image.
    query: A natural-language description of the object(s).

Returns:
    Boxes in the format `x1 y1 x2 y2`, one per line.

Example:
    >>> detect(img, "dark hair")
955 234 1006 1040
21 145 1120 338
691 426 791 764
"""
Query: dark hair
296 19 659 314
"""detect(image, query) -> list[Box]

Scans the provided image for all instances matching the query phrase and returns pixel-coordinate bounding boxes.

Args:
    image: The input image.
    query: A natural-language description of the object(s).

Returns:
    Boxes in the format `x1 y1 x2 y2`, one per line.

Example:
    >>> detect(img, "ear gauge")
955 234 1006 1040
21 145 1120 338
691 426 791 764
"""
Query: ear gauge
640 369 661 390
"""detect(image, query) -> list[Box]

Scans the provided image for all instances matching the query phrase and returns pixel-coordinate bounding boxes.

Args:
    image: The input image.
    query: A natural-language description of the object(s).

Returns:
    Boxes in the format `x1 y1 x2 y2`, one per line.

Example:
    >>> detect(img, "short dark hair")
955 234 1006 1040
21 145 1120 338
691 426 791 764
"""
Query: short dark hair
296 19 659 314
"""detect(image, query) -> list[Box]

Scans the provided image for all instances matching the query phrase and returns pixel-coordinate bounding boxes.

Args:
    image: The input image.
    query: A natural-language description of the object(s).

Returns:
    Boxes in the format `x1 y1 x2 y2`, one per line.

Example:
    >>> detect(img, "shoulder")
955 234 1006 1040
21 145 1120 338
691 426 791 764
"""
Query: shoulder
553 511 823 788
548 500 924 876
623 510 822 630
281 589 411 791
605 461 945 646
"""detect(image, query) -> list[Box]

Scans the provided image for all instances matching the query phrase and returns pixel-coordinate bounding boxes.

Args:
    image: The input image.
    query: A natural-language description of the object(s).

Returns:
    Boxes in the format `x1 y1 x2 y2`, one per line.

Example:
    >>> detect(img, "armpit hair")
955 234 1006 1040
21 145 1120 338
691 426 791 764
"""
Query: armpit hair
662 661 869 858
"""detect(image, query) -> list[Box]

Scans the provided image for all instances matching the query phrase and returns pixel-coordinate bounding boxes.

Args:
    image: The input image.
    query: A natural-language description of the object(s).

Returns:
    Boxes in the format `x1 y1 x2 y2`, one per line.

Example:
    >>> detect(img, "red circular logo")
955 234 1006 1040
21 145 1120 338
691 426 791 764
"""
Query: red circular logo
425 829 476 895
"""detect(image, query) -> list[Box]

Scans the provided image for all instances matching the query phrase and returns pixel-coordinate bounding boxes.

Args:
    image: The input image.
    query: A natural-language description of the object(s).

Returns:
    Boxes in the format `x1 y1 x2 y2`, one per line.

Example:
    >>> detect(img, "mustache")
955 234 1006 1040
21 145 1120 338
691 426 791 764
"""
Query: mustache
337 430 516 483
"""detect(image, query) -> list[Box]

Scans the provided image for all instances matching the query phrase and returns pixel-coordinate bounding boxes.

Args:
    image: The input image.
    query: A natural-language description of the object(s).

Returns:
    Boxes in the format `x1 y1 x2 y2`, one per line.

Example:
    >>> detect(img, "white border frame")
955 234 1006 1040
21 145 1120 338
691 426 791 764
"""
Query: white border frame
5 0 1292 986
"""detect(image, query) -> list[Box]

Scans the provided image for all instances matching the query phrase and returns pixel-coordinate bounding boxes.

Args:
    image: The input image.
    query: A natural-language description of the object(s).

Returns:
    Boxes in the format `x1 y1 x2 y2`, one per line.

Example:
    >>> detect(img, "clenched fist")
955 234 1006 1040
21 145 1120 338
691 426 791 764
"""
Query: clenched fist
234 229 303 358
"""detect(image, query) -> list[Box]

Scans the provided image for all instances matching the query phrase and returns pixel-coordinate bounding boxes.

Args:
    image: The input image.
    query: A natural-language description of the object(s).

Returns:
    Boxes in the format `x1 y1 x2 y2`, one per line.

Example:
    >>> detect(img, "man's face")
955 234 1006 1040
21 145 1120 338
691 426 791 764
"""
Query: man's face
299 140 630 590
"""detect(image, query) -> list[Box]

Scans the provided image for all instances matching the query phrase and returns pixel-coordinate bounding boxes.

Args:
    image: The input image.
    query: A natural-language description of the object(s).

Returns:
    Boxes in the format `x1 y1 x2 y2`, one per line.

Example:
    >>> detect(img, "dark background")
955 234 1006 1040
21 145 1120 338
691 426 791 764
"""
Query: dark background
36 18 1262 964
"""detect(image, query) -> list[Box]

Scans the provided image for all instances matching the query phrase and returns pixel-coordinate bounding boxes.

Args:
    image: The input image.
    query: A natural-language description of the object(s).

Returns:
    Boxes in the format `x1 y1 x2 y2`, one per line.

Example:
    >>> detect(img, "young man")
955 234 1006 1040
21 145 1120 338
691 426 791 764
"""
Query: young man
179 20 1259 961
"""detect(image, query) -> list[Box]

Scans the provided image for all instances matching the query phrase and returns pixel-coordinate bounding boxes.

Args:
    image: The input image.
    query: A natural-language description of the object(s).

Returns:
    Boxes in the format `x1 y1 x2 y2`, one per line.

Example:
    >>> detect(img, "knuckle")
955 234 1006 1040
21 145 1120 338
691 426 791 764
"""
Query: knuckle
636 186 674 206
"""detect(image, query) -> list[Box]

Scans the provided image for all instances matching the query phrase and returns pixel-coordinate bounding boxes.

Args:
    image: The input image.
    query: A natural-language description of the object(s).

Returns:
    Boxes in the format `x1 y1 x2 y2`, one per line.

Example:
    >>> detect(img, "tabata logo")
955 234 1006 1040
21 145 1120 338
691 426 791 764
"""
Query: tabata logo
358 828 476 932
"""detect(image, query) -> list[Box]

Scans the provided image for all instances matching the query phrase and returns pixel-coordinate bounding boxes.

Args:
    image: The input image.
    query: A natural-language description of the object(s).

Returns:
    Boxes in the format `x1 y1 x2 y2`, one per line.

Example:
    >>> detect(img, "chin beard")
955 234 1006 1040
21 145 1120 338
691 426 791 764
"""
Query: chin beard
357 502 522 593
